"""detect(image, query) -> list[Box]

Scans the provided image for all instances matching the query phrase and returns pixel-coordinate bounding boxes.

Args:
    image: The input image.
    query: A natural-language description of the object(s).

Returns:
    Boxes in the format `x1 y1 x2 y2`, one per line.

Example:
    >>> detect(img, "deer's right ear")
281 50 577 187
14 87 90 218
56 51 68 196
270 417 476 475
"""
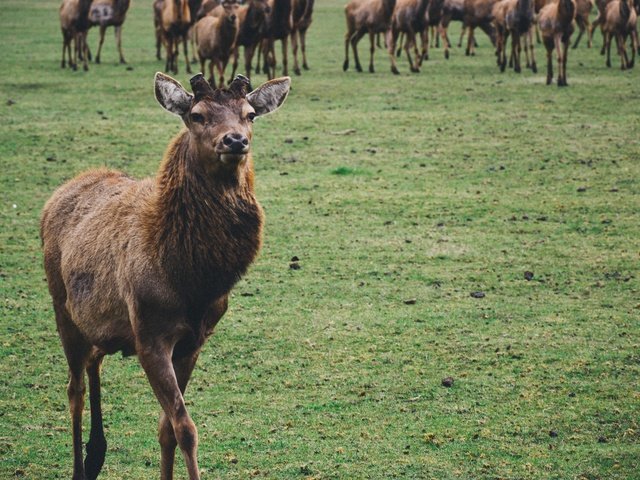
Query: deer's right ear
155 72 193 117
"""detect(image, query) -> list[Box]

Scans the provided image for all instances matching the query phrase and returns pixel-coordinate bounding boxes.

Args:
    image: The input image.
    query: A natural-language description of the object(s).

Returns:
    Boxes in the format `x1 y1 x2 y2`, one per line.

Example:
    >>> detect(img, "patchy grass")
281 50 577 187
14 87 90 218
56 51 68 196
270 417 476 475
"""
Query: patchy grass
1 0 639 479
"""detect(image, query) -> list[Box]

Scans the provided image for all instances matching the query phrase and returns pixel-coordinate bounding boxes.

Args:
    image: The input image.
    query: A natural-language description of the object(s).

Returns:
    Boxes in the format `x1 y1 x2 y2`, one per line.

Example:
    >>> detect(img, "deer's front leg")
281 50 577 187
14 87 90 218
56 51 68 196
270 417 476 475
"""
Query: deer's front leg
138 340 201 480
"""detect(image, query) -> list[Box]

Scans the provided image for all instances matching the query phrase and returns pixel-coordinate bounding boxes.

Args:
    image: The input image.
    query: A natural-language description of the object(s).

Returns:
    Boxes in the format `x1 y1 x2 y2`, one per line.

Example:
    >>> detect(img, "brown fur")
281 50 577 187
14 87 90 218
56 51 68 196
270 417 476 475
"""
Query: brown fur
291 0 314 74
88 0 130 64
387 0 430 73
343 0 397 73
228 0 271 81
41 73 291 480
494 0 536 72
570 0 593 47
156 0 194 74
259 0 293 79
440 0 467 52
462 0 498 55
602 0 638 68
195 0 240 87
59 0 92 71
538 0 576 85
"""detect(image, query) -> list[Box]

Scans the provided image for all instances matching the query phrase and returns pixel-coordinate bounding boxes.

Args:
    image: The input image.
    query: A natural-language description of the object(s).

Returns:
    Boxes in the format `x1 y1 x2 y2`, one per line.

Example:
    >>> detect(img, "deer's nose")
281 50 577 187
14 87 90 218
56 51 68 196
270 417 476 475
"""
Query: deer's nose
222 133 249 153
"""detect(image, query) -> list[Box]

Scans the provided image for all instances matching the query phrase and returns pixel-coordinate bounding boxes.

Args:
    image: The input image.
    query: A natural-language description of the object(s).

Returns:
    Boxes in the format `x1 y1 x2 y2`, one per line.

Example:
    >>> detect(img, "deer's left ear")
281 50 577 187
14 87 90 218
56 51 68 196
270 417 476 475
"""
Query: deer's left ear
155 72 193 117
247 77 291 117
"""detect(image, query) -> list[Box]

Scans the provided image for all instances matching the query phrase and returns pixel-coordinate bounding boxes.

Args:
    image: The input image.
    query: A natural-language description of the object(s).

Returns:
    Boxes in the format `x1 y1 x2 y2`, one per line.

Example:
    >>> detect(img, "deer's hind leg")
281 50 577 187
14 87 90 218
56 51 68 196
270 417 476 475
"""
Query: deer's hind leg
84 351 107 480
55 304 92 480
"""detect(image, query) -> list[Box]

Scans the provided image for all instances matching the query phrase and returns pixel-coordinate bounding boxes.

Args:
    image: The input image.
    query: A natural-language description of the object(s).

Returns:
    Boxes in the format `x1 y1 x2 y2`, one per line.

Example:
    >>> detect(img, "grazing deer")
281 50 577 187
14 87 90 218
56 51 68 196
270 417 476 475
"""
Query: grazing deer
290 0 315 75
343 0 397 73
538 0 576 85
41 72 291 480
602 0 638 68
195 0 240 87
88 0 130 64
60 0 92 71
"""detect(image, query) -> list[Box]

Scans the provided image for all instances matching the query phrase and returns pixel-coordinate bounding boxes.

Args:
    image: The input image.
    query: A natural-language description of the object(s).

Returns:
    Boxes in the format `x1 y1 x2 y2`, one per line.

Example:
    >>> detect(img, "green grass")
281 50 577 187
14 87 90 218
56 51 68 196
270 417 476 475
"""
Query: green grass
1 0 639 478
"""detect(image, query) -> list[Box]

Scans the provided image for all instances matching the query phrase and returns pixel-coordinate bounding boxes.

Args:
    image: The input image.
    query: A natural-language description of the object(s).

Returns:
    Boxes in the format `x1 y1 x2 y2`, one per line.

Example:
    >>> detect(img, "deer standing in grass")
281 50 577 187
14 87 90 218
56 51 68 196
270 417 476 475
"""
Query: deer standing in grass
157 0 194 73
291 0 315 75
387 0 430 73
501 0 536 72
462 0 498 56
228 0 272 81
41 72 291 480
602 0 638 68
60 0 92 71
88 0 130 64
195 0 240 87
538 0 576 85
343 0 397 73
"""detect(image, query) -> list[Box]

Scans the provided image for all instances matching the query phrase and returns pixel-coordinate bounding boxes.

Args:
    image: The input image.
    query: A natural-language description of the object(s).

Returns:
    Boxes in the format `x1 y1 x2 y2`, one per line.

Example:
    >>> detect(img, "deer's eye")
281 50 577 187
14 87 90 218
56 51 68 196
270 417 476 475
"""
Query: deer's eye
191 113 205 124
247 112 256 123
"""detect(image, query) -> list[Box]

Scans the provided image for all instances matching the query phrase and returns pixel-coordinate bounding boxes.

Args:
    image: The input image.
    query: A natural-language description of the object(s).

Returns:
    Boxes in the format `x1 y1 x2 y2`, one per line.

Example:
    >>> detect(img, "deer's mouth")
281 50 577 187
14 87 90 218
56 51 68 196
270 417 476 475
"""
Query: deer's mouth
219 152 248 165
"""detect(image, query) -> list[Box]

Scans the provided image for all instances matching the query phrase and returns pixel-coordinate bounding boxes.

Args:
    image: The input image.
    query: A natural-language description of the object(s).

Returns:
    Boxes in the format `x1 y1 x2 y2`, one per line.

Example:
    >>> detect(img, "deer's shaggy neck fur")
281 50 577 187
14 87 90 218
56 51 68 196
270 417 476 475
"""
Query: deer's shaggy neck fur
144 129 263 306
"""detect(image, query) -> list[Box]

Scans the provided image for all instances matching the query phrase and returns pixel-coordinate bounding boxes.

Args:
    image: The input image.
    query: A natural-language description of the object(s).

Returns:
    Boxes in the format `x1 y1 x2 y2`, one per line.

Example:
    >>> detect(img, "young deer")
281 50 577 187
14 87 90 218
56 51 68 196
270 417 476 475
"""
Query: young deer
41 72 291 480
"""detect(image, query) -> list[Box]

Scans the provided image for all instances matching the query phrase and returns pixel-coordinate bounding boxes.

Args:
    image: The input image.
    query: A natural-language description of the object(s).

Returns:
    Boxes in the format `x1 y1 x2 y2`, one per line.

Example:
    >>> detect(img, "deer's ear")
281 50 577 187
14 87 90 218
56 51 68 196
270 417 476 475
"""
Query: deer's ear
247 77 291 117
155 72 193 117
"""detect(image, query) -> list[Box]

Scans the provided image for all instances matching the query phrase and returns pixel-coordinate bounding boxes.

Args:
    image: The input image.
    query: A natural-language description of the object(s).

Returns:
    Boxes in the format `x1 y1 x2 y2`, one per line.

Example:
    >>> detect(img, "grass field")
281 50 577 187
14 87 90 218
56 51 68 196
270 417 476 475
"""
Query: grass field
1 0 639 478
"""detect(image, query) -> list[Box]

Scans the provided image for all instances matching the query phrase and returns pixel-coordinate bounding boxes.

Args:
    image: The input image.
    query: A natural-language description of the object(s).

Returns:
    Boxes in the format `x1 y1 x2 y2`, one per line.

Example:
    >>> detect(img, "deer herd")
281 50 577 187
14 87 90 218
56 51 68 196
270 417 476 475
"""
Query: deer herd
60 0 314 85
343 0 638 84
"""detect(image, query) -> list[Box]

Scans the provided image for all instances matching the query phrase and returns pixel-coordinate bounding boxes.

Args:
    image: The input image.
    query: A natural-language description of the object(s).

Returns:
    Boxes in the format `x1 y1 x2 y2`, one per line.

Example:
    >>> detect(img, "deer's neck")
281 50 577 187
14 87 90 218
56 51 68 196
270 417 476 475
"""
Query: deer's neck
146 131 263 301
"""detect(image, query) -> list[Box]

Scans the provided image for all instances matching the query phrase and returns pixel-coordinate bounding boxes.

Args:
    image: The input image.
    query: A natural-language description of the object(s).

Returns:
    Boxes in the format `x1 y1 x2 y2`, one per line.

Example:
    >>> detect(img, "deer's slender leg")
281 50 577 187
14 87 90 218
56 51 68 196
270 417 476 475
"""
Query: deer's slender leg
96 25 107 64
158 352 201 480
84 351 106 480
138 339 201 480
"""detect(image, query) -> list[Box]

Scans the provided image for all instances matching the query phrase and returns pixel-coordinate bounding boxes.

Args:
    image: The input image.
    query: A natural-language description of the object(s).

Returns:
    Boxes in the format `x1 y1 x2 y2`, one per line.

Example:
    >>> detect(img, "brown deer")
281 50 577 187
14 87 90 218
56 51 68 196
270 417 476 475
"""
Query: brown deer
195 0 240 87
41 72 291 480
259 0 293 79
228 0 272 81
343 0 397 73
88 0 130 64
60 0 92 71
155 0 204 64
290 0 314 75
440 0 469 55
387 0 430 73
570 0 593 48
423 0 448 60
589 0 612 50
602 0 638 68
157 0 193 74
504 0 536 72
462 0 498 55
538 0 576 85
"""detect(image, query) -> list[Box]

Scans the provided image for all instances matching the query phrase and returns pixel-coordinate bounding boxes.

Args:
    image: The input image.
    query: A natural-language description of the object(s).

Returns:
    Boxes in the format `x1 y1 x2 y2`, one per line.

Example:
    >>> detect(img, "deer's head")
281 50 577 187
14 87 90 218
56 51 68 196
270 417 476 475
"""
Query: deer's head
155 72 290 174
